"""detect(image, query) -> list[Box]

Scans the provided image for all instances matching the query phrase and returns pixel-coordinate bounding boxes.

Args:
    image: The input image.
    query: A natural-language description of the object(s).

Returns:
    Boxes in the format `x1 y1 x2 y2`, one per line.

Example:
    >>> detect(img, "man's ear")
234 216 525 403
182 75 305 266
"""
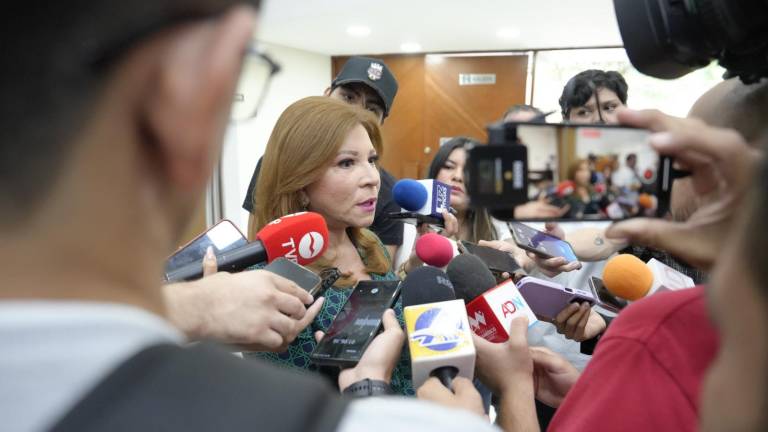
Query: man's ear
142 6 256 193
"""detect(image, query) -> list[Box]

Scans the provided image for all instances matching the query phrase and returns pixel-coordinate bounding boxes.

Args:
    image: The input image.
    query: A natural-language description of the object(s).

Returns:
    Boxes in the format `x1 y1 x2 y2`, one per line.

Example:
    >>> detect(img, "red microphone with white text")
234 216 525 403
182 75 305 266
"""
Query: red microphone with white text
447 254 537 343
164 212 328 282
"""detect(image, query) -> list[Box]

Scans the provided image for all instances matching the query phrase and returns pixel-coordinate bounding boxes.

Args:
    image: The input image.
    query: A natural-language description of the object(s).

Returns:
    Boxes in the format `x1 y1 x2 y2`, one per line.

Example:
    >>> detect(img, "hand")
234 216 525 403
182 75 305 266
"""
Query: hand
530 346 580 408
314 309 404 391
417 377 487 419
164 270 323 352
554 303 606 342
606 108 763 271
202 246 218 277
525 223 582 277
514 198 570 219
472 316 534 396
477 239 535 274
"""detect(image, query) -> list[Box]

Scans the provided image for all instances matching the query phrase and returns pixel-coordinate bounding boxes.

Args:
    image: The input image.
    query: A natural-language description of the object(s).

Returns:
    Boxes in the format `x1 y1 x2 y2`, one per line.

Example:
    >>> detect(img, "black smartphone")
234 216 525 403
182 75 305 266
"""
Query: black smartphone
588 276 628 313
510 222 578 262
263 258 322 297
165 219 247 275
467 122 675 222
459 240 521 278
310 280 402 368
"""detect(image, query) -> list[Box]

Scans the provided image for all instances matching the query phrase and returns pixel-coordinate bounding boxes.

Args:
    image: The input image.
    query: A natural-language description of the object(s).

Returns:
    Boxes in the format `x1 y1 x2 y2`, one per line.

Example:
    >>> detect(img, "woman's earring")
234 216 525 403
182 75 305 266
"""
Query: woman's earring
300 194 310 211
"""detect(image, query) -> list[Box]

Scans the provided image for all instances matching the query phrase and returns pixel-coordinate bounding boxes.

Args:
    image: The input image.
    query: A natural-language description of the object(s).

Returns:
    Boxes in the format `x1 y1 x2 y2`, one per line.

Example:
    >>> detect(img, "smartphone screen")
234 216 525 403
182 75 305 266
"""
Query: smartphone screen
589 276 628 313
263 258 322 297
165 220 247 275
310 280 401 367
460 240 521 275
510 222 578 262
468 122 673 222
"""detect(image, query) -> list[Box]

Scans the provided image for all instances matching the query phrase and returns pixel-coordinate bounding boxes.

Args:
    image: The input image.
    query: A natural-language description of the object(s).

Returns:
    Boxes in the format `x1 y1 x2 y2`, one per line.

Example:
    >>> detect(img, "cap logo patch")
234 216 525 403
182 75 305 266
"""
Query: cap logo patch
367 62 384 81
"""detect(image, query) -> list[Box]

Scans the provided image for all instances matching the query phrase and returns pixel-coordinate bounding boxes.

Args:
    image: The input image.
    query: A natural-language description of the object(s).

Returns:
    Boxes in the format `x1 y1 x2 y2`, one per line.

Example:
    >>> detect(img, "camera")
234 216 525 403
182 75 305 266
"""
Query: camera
614 0 768 84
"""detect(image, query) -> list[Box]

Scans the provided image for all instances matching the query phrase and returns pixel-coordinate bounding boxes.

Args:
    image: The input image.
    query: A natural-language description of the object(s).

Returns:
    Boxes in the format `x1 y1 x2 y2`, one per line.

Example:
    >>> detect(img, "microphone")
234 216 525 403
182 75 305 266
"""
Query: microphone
415 233 455 268
402 266 475 389
164 212 328 282
602 254 695 301
447 254 537 342
390 179 451 225
555 180 576 197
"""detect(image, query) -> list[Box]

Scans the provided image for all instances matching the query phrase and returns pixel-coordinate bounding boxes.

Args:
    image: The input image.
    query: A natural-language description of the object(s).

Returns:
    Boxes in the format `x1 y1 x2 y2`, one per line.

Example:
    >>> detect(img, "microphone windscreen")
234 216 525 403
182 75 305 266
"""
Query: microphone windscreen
602 254 653 301
393 179 428 211
557 180 576 197
255 212 329 266
446 254 497 303
415 233 454 267
402 266 456 307
638 193 654 209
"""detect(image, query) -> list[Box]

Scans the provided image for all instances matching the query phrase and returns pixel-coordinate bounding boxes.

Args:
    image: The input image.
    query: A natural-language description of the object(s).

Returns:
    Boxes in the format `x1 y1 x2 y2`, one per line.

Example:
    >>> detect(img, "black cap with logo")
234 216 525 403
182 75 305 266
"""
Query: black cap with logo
331 56 399 118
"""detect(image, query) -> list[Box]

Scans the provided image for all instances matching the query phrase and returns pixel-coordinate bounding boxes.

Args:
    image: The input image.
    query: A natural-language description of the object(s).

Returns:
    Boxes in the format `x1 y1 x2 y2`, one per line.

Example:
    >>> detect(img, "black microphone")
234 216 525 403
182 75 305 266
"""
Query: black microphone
446 254 498 304
402 267 476 390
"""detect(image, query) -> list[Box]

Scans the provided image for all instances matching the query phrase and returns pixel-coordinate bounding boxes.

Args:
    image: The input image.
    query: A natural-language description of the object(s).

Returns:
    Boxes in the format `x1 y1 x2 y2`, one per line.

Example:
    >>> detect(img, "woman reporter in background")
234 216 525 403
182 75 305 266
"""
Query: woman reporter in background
246 96 414 395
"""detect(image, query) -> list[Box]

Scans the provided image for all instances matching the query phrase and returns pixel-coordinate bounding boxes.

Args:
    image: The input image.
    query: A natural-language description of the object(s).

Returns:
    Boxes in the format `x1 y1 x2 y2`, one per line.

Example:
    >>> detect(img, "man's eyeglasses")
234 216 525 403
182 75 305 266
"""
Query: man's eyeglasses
231 45 281 122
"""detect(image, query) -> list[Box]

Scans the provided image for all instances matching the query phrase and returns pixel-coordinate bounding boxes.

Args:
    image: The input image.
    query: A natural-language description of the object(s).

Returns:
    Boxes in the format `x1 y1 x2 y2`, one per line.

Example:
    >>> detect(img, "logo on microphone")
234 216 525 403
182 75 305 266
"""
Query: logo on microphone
468 311 486 331
298 232 324 260
410 307 465 351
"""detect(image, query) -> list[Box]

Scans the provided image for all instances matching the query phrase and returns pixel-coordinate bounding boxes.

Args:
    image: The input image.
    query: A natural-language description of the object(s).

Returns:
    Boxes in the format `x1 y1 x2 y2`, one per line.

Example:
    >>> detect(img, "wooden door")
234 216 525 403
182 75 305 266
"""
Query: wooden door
332 54 528 179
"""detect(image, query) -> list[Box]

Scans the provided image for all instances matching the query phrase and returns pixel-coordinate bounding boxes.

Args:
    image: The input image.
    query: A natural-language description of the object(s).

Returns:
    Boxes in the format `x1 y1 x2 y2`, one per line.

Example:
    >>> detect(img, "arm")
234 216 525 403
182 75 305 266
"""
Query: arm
564 227 628 262
163 270 323 352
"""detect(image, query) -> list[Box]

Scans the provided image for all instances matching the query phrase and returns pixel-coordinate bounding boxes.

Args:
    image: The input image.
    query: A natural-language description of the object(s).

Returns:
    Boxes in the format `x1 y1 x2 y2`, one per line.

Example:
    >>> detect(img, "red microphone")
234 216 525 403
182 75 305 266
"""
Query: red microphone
165 212 328 282
415 233 454 268
556 180 576 197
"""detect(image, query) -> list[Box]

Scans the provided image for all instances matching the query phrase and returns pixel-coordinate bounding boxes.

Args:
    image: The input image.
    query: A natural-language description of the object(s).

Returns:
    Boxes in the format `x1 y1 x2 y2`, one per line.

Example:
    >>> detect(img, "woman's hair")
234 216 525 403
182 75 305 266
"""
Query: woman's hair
559 69 629 119
253 96 389 286
567 159 592 188
427 136 499 243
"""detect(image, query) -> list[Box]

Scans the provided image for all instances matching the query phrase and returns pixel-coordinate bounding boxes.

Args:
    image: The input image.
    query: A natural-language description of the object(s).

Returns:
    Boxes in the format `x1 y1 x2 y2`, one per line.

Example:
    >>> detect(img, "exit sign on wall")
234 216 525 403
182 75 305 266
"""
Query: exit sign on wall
458 73 497 86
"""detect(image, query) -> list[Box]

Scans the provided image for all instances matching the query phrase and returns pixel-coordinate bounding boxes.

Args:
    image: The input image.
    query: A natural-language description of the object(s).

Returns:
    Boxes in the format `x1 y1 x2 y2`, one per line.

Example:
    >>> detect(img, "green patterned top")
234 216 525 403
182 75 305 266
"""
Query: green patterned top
244 247 414 396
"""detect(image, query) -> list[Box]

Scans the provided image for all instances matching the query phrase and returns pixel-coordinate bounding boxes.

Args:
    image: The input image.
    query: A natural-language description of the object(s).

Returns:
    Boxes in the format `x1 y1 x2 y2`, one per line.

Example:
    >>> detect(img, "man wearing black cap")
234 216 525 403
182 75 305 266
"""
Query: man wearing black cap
243 56 404 262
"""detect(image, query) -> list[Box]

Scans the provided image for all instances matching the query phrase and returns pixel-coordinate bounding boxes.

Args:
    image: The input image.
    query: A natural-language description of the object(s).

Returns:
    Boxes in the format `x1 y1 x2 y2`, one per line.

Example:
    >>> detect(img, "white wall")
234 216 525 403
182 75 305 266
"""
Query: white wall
220 43 331 232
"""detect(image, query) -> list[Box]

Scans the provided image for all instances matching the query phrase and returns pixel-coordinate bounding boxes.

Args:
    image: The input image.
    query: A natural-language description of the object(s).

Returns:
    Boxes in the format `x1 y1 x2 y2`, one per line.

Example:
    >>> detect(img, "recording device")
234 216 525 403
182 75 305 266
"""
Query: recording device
466 122 675 222
402 266 475 389
613 0 768 84
263 258 322 297
164 219 247 276
510 222 578 262
517 277 597 323
164 212 328 282
415 233 455 268
588 276 628 314
310 280 401 367
602 254 696 301
447 254 537 342
389 179 451 226
458 240 521 279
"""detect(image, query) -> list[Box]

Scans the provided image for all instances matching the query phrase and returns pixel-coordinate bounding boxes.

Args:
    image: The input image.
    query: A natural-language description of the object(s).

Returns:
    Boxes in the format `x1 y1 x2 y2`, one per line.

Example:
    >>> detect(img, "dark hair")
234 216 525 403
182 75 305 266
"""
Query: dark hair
559 70 629 118
427 137 499 243
501 104 544 121
0 0 258 227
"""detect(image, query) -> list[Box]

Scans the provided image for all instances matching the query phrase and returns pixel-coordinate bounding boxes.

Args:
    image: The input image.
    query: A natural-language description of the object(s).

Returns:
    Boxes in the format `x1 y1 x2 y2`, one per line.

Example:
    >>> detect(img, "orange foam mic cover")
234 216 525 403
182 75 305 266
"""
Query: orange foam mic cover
602 254 653 301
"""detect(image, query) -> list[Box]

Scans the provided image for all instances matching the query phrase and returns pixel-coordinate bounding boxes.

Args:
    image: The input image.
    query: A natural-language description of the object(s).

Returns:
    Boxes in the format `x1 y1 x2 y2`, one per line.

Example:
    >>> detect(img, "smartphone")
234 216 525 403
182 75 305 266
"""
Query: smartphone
263 258 322 297
459 240 521 278
310 280 402 367
517 276 596 323
588 276 628 313
467 122 674 221
164 220 247 275
510 222 578 262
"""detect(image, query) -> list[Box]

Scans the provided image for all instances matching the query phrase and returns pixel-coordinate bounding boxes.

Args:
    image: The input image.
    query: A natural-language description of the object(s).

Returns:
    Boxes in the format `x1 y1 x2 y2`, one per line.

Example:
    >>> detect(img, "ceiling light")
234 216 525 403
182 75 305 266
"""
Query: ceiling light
346 25 371 37
400 42 422 53
496 27 521 40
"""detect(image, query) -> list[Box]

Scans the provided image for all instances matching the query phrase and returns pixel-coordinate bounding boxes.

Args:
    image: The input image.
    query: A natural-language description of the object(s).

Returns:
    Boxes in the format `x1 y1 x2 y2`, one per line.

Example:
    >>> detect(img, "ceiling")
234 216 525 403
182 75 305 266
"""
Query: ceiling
258 0 624 56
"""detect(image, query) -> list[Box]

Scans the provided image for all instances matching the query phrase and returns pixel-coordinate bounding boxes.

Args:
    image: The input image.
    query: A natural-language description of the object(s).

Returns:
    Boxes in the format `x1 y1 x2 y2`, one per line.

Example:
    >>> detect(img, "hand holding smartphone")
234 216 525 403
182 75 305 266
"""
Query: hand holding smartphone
510 222 578 262
164 220 247 276
310 280 402 367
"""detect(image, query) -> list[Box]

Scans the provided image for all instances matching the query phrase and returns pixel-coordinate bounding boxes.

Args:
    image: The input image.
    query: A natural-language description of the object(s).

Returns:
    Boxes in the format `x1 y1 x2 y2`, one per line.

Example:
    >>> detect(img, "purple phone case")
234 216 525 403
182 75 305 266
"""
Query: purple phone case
516 276 596 322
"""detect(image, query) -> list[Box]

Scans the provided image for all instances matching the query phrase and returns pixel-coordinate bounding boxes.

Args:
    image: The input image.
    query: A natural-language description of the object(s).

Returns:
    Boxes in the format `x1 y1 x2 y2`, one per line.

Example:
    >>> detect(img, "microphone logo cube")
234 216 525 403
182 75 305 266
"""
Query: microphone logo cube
417 180 451 217
405 299 476 388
